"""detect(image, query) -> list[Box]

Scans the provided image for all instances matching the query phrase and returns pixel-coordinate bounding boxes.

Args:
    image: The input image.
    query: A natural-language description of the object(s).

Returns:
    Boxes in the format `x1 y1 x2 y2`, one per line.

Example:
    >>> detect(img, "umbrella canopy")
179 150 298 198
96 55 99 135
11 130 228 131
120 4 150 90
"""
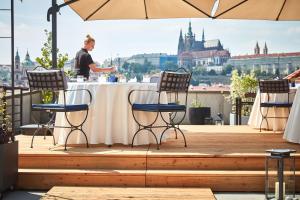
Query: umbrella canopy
64 0 216 20
214 0 300 21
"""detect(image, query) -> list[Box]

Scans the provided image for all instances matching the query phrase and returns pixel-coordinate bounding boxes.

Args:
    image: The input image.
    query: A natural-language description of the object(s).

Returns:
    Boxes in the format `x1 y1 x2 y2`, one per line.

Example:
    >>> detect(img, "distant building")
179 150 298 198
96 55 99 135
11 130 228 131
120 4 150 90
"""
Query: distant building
177 22 230 68
206 65 223 72
227 42 300 75
0 50 36 86
126 53 177 69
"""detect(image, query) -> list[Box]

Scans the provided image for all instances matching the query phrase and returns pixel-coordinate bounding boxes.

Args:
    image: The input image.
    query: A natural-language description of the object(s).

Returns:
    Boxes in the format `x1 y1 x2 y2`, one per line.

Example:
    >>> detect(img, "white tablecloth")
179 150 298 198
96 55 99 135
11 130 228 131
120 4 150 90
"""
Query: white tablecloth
54 82 168 145
284 87 300 143
248 89 296 131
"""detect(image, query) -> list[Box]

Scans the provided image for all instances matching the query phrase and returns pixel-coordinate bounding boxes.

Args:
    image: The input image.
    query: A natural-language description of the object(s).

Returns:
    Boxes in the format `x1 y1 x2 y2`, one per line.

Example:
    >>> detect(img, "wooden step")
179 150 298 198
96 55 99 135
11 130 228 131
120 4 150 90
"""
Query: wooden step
17 169 300 192
19 153 300 170
19 154 146 169
41 186 216 200
146 170 300 192
17 169 146 190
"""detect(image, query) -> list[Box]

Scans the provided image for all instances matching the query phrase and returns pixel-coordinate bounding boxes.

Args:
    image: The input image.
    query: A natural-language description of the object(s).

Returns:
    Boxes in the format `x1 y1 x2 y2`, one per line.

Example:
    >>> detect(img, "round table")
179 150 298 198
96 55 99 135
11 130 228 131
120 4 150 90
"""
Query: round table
283 86 300 143
54 82 168 145
248 89 296 131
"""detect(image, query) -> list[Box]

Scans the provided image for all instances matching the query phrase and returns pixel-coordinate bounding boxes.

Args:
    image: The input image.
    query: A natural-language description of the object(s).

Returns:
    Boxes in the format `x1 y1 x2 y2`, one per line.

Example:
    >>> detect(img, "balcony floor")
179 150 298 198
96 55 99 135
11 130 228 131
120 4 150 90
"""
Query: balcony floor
16 125 300 192
17 125 300 156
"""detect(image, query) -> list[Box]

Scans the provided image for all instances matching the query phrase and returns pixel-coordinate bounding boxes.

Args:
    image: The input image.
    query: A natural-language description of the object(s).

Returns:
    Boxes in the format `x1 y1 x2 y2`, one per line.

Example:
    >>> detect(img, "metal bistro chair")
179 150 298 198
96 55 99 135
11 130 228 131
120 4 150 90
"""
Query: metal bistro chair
128 68 192 150
259 79 293 132
26 67 92 150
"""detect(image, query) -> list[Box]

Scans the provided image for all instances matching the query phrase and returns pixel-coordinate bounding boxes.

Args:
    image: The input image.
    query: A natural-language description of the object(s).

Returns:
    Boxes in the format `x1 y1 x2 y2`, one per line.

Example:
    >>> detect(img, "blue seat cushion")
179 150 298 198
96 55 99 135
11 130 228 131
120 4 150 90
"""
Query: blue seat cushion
132 103 186 112
261 102 293 108
32 104 88 112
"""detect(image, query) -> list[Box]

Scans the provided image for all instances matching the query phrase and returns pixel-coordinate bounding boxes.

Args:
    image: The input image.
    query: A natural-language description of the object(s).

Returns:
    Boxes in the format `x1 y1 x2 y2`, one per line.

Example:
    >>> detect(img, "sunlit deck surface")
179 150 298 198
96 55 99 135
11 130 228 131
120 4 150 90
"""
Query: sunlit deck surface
17 125 300 156
16 125 300 192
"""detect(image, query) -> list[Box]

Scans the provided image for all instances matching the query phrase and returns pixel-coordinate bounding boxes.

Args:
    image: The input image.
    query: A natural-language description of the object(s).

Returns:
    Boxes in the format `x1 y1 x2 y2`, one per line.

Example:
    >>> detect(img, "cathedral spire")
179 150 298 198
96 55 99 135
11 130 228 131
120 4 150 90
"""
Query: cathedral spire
254 42 260 55
263 42 268 54
188 21 193 36
202 29 205 42
178 29 184 55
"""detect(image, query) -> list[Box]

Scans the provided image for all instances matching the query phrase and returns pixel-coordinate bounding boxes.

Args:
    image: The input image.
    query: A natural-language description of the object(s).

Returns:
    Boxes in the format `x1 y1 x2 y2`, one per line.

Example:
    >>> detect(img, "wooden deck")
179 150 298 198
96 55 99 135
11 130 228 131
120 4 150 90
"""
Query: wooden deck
41 187 215 200
17 125 300 192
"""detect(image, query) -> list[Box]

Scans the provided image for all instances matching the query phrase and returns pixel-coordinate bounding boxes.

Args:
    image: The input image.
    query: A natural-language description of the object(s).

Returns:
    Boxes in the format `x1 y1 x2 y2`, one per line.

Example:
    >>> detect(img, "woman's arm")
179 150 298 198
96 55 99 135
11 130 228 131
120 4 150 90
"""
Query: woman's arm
89 63 116 73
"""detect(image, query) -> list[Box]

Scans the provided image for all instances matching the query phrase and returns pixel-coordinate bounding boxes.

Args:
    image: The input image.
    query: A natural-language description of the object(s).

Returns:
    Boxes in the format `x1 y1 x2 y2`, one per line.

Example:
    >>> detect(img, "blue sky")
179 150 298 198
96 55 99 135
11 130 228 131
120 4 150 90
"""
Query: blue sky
1 0 300 64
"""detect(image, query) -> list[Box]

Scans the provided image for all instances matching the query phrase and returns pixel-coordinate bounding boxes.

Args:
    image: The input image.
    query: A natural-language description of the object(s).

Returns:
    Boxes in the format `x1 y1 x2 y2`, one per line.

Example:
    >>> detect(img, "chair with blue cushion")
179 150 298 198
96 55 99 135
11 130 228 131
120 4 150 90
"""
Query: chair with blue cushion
26 67 92 150
259 79 293 132
128 68 192 149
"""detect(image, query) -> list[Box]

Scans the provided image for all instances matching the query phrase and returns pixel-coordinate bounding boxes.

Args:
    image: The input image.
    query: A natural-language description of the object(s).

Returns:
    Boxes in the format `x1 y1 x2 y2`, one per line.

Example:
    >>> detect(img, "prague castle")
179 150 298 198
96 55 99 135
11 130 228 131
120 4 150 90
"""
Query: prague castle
227 42 300 75
177 22 230 68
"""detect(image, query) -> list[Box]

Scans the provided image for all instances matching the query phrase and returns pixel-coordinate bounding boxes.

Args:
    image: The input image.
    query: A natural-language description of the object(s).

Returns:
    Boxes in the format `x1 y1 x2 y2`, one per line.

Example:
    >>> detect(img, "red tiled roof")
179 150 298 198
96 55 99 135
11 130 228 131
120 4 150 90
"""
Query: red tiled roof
232 52 300 59
284 69 300 80
179 50 230 59
189 85 230 92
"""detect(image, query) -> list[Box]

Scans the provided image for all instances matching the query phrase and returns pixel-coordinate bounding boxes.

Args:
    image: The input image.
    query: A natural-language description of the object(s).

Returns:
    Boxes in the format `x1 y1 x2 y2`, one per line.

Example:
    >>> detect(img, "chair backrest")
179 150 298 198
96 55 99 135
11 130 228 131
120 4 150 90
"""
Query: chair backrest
26 67 67 92
150 76 160 83
158 68 191 92
259 79 289 94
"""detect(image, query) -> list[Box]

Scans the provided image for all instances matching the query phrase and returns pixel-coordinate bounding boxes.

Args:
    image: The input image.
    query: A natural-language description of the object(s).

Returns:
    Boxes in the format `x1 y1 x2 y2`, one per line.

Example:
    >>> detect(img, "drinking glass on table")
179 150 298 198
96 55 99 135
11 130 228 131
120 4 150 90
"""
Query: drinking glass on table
77 75 84 82
98 73 107 83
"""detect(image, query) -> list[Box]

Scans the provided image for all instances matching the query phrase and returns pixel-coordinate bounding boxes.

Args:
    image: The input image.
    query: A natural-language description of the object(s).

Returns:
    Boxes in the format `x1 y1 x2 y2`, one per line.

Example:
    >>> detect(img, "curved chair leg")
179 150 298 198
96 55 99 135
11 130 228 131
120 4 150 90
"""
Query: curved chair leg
175 127 187 147
132 128 159 150
45 126 56 146
31 125 41 148
131 128 143 148
159 127 171 145
79 126 89 149
42 125 47 140
64 129 76 151
148 129 160 150
174 128 178 139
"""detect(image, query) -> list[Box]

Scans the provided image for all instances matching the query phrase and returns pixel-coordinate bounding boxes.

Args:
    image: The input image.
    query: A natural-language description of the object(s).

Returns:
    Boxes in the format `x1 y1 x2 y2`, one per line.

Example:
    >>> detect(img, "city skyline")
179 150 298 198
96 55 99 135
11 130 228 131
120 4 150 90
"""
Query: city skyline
1 0 300 65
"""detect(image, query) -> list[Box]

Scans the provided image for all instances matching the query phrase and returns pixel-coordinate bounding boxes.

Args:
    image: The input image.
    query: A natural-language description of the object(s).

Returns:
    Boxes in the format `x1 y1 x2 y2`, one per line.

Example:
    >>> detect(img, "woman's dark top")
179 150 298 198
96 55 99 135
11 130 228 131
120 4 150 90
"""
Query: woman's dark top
75 48 94 78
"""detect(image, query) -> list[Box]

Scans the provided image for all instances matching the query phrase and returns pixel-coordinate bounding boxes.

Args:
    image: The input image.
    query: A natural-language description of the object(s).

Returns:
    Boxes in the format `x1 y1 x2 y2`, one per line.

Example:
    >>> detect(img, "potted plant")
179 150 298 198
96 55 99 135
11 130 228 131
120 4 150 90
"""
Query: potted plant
227 70 258 125
0 88 18 199
188 99 211 125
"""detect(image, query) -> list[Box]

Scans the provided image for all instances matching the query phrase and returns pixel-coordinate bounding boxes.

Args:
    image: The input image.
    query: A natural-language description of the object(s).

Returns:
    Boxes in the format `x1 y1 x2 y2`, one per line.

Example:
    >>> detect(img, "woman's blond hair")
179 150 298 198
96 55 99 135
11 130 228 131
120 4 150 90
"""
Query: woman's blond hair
84 34 95 44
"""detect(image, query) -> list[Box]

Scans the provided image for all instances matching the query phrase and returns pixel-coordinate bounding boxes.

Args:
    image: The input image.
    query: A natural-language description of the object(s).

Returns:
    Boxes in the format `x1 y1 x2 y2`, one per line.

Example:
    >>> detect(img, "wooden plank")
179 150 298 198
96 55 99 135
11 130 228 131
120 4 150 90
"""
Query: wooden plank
17 169 146 190
19 155 146 169
146 170 300 192
41 187 216 200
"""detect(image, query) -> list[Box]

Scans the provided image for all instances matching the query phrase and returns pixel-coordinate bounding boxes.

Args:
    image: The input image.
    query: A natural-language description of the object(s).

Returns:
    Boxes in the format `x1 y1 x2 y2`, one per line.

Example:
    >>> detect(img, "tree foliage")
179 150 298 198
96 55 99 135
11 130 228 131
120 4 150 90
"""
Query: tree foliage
35 30 68 69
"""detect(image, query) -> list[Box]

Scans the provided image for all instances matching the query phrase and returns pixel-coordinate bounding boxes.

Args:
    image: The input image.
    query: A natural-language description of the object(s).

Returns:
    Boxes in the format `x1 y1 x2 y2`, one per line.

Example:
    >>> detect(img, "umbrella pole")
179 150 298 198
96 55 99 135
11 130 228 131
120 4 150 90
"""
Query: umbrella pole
51 0 57 69
11 0 15 138
48 0 78 69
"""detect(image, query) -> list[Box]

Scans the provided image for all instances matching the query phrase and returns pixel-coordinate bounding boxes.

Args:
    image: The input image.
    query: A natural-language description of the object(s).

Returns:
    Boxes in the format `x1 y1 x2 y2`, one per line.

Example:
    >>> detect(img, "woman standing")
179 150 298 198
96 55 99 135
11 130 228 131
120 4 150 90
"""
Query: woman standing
75 35 115 79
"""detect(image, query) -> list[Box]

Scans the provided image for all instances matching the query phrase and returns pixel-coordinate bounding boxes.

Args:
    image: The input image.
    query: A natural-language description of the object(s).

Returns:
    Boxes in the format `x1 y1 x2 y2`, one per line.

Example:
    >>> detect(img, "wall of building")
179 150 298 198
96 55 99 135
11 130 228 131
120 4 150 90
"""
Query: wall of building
174 90 231 125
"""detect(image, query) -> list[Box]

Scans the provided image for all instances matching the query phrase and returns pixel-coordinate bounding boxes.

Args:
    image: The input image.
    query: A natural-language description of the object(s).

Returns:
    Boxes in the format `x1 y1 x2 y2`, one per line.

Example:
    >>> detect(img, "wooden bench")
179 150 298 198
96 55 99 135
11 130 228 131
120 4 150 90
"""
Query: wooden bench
41 186 215 200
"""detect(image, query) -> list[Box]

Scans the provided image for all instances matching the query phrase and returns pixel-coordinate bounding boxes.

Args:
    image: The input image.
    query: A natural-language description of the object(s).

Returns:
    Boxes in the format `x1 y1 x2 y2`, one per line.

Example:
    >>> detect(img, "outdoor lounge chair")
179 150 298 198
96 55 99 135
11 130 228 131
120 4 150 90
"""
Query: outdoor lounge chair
128 68 192 149
26 67 92 150
259 79 293 132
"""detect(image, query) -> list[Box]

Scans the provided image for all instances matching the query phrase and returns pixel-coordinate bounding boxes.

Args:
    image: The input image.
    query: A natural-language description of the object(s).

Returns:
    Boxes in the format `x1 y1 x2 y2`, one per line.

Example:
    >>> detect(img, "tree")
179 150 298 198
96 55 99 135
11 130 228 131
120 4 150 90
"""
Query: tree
193 66 207 76
35 30 69 103
224 64 233 75
163 61 178 71
35 29 68 69
208 69 217 76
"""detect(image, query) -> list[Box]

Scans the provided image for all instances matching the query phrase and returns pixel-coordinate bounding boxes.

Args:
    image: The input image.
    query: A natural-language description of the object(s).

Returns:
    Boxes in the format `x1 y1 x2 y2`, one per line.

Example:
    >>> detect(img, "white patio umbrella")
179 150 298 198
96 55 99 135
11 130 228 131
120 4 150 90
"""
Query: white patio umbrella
213 0 300 21
64 0 216 20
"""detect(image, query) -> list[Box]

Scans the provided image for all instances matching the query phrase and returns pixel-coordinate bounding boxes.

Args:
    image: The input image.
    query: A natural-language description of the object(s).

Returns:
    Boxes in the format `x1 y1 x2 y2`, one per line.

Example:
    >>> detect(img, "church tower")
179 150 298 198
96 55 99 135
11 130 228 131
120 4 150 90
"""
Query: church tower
178 29 184 55
15 49 22 82
263 42 268 54
202 29 205 42
254 42 260 55
185 21 195 51
15 49 20 70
